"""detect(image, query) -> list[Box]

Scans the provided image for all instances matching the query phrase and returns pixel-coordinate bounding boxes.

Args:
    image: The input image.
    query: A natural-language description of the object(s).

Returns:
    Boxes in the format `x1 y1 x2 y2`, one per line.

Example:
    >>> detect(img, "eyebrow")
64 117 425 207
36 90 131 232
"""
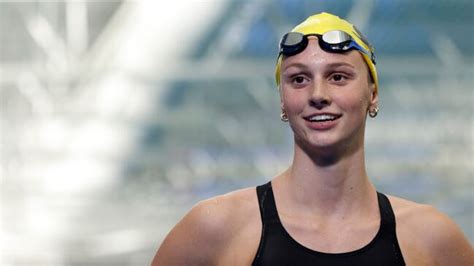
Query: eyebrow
324 62 355 69
282 62 309 72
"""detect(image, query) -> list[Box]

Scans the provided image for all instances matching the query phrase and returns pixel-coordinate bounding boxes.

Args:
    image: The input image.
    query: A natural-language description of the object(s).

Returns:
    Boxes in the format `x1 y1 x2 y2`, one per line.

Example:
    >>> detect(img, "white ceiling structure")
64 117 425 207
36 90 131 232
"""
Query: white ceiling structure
1 1 229 264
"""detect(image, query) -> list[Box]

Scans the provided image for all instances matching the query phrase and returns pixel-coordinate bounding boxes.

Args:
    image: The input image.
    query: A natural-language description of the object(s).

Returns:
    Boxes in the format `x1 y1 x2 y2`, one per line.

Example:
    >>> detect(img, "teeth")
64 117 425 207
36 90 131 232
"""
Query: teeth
309 114 337 121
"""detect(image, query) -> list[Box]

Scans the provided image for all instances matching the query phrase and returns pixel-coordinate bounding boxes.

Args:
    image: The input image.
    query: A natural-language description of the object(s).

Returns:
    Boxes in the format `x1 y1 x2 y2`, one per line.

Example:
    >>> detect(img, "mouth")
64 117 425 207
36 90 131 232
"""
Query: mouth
304 113 342 122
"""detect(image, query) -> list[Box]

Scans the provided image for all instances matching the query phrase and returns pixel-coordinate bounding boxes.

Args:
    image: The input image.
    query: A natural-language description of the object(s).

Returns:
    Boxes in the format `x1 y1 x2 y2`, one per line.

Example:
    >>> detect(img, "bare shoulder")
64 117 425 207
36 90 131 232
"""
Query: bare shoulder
151 186 260 266
387 195 473 265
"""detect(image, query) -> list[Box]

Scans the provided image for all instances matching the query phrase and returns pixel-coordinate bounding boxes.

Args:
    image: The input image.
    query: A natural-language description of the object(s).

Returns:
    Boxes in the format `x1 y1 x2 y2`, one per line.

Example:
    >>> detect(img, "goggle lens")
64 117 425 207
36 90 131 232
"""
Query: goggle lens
280 32 307 56
283 32 304 45
321 30 351 44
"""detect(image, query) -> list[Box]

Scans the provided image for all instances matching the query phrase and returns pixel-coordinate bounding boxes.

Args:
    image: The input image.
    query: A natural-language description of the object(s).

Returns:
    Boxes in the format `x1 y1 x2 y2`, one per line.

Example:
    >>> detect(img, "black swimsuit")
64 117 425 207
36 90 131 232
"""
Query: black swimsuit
252 182 406 265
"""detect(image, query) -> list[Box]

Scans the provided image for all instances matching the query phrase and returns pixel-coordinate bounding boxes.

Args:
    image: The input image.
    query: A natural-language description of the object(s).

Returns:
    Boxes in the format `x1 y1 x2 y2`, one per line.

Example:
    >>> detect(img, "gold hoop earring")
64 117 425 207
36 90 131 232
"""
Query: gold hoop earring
369 106 379 118
280 110 289 122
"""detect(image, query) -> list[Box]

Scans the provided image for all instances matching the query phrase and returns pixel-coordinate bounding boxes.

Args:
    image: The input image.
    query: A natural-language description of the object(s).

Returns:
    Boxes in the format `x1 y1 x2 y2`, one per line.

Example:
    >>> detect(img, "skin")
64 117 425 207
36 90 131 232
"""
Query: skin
151 38 473 265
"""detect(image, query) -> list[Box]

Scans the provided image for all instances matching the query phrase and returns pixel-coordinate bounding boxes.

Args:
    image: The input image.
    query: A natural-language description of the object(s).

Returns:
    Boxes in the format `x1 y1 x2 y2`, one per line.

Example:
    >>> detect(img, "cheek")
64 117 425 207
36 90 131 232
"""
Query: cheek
282 90 306 112
334 92 370 113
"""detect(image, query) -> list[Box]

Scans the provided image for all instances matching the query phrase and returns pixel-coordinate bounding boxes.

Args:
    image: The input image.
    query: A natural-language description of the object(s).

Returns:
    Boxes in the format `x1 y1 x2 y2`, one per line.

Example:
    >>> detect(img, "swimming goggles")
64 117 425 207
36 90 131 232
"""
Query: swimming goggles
279 30 376 64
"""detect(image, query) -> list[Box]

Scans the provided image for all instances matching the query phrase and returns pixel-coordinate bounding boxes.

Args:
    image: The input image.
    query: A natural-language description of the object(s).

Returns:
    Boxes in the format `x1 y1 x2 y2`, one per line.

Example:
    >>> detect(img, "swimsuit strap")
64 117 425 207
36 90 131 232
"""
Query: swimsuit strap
254 181 276 264
377 192 394 232
256 181 279 224
376 191 405 263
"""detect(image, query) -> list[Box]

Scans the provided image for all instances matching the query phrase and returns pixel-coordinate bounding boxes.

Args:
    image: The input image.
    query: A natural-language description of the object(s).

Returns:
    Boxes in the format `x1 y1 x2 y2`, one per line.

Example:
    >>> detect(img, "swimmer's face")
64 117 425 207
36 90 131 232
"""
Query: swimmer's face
279 36 377 151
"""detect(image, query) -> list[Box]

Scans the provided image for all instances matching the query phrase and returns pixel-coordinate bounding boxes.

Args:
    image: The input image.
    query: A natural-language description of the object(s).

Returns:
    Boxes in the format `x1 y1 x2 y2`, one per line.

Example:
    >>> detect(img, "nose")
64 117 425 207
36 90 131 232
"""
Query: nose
309 79 331 109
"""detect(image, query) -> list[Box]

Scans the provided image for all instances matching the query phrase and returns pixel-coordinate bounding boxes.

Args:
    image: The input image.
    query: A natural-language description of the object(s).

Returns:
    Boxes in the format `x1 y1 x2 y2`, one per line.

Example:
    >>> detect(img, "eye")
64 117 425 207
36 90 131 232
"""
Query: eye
289 74 310 87
293 76 306 84
331 74 346 82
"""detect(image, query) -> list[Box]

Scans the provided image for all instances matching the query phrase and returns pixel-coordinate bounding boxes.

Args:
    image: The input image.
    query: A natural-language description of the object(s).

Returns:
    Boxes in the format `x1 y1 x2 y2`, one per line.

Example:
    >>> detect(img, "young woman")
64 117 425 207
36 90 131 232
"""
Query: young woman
152 12 473 265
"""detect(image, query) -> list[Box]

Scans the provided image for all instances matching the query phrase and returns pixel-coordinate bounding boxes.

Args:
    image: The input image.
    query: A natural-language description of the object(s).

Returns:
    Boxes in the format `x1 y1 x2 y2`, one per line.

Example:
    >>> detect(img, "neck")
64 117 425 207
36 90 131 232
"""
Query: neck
276 140 375 217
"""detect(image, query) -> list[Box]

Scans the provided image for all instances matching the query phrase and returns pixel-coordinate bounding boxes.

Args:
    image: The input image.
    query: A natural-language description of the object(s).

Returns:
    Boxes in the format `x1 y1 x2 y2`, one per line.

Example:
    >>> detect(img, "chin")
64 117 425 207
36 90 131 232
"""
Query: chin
297 131 361 155
296 134 338 150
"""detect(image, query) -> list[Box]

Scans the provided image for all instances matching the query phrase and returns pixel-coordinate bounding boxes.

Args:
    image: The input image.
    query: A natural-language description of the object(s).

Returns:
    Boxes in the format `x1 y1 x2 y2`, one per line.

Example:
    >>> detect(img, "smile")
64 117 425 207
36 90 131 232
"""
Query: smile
305 113 342 122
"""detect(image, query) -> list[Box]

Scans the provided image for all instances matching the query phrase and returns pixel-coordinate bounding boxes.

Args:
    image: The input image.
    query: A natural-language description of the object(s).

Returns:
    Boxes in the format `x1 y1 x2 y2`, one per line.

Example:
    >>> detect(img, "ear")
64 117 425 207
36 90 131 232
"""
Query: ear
369 83 378 106
279 86 285 110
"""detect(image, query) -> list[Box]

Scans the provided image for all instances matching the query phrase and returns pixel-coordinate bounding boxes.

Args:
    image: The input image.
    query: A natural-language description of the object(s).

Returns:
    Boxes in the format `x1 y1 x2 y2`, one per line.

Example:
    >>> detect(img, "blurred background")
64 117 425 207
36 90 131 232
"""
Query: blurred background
0 0 472 265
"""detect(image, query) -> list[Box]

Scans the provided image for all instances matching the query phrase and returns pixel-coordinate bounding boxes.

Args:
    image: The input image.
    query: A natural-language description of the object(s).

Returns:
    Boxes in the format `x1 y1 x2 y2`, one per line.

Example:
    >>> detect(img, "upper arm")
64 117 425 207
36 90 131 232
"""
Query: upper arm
400 204 473 265
426 209 473 265
151 199 231 266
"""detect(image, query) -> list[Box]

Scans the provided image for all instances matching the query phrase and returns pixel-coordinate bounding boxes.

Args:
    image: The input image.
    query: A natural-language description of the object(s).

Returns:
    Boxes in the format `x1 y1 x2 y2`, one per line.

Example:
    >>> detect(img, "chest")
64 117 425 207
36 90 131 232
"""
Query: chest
253 219 404 266
277 213 381 253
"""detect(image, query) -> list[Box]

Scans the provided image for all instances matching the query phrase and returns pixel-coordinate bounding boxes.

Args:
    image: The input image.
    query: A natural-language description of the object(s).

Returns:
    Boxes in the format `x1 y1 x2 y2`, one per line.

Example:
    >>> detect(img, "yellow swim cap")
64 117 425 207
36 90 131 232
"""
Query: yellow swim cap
275 12 378 93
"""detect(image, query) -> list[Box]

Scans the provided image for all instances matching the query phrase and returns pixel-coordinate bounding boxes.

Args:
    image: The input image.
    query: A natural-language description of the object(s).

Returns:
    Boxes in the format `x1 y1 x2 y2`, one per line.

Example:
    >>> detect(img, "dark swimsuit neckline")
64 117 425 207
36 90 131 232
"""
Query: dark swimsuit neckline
267 181 387 257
